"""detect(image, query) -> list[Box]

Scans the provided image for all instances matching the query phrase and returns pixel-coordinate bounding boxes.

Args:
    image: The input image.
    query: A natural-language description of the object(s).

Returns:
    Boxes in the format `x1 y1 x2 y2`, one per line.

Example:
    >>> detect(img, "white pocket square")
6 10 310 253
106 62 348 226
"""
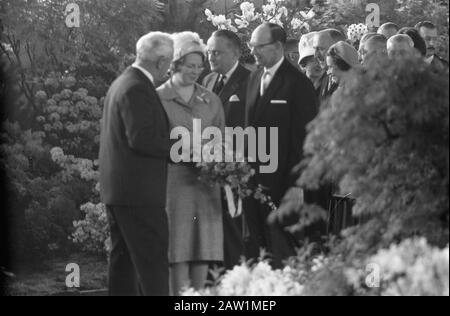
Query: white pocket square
229 95 240 102
271 100 287 104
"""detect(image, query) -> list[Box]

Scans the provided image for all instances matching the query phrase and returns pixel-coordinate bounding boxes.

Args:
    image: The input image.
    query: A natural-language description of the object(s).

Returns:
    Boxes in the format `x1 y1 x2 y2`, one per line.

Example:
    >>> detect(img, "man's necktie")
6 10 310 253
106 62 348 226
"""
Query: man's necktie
260 70 271 96
213 75 226 95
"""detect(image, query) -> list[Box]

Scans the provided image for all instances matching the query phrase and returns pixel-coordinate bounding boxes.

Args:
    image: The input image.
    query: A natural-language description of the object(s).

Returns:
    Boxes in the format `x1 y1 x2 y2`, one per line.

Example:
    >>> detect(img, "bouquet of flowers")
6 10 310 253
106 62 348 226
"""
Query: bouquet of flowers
195 142 276 218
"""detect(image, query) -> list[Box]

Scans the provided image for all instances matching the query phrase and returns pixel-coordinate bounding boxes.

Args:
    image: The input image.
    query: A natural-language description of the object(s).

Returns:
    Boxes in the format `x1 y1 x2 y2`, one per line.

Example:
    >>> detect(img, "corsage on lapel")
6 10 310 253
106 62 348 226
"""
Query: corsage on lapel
196 93 211 105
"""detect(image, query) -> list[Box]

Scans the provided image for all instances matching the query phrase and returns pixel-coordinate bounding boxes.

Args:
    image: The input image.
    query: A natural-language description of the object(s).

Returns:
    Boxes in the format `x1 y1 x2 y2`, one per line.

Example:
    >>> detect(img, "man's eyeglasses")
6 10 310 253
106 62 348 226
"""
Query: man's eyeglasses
207 50 223 57
247 41 277 51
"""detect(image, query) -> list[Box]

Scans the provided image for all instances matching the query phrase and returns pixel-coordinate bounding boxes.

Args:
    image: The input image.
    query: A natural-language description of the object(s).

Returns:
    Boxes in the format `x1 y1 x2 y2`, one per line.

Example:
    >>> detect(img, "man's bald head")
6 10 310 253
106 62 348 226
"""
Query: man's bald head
387 34 415 58
378 22 400 39
250 23 286 68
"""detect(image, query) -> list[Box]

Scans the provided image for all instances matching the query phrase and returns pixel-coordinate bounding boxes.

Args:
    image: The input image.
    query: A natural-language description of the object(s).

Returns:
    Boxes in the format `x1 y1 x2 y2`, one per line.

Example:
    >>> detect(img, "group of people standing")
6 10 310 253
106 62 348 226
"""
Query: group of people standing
99 20 448 296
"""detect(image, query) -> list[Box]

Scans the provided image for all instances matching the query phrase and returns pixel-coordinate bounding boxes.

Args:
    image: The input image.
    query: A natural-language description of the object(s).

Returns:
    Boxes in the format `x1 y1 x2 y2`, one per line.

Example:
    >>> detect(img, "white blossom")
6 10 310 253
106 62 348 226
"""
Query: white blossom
300 9 315 20
235 18 250 29
239 2 258 22
291 18 303 30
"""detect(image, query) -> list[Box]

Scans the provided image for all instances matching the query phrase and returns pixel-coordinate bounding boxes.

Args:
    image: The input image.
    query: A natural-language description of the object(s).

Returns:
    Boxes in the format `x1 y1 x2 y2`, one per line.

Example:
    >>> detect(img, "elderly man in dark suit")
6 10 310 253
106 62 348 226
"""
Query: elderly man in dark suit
204 30 251 128
244 23 318 268
203 30 251 269
312 29 347 103
99 31 174 296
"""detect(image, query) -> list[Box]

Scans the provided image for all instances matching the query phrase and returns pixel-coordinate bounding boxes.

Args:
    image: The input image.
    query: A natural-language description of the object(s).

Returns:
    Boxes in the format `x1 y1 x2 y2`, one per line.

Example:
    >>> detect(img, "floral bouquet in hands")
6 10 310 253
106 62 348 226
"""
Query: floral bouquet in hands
195 142 276 218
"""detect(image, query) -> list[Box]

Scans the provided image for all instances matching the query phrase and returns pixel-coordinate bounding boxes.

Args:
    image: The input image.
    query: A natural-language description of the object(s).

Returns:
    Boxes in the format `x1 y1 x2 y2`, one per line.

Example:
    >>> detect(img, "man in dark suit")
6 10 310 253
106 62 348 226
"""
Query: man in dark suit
244 23 318 268
415 21 449 70
204 30 251 128
99 32 174 296
203 30 251 269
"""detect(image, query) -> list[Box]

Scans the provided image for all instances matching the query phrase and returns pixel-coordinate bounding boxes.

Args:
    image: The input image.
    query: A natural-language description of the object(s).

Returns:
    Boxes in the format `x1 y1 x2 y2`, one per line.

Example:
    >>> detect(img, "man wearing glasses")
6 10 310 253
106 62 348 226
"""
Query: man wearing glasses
243 23 318 269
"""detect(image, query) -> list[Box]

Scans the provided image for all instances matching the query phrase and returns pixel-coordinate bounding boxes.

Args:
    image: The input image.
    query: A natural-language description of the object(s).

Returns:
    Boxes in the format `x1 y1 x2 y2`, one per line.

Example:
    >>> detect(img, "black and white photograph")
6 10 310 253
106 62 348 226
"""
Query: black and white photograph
0 0 448 299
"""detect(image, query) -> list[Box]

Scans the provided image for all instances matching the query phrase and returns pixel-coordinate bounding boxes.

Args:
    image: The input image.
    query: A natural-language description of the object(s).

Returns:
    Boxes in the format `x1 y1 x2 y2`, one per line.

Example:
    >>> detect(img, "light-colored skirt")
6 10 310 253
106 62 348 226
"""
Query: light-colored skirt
166 164 224 263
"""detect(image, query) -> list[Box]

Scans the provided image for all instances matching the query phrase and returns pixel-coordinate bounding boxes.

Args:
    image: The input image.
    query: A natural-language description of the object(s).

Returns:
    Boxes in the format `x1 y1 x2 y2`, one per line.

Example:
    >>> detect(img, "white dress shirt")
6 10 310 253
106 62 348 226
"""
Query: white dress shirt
260 57 284 96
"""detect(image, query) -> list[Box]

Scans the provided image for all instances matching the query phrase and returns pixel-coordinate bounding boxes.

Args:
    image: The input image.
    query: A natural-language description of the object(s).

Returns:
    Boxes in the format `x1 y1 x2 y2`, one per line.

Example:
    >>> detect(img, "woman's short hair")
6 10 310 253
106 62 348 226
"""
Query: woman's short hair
327 47 352 71
171 52 205 74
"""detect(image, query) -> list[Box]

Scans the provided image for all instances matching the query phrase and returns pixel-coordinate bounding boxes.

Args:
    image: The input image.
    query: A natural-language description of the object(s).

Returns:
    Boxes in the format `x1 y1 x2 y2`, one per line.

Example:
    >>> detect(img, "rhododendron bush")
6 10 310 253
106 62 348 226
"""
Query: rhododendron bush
0 74 103 262
182 239 449 296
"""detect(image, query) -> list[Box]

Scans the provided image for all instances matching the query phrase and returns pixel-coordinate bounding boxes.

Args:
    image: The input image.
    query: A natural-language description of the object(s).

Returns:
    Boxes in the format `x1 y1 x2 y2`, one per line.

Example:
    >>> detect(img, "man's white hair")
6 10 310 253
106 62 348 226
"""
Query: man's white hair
136 31 174 63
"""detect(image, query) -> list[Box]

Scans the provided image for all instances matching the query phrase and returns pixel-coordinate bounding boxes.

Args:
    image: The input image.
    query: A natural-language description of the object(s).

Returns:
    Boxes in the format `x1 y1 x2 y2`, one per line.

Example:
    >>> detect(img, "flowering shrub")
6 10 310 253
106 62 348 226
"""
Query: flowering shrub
49 146 108 255
50 147 99 184
346 238 449 296
205 0 315 38
299 54 449 250
35 73 103 160
71 202 111 256
1 72 105 263
182 238 449 296
182 260 304 296
0 122 84 261
204 0 316 63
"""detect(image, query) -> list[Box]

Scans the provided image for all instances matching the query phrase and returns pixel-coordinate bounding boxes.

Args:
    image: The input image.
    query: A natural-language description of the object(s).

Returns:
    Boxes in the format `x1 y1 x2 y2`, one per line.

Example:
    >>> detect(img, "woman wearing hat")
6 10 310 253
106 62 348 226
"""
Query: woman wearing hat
326 41 361 91
157 31 225 295
298 32 324 91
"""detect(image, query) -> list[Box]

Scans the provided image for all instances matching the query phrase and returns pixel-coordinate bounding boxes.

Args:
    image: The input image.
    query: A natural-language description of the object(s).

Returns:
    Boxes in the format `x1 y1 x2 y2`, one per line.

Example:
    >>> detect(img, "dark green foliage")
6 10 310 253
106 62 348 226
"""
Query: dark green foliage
0 0 165 124
298 55 449 256
0 0 164 269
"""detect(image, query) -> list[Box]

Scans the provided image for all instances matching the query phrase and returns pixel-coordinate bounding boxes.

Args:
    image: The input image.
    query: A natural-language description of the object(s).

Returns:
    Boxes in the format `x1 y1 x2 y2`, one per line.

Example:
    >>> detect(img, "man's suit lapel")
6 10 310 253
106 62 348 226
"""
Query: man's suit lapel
220 65 247 115
246 68 263 127
206 73 219 92
128 67 170 125
220 68 238 102
318 72 329 98
253 60 288 124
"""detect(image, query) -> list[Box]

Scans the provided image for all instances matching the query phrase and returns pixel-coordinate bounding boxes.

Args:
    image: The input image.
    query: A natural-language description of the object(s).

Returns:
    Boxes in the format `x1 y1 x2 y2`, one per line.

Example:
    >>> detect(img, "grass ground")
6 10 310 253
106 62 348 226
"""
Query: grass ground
4 252 107 296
